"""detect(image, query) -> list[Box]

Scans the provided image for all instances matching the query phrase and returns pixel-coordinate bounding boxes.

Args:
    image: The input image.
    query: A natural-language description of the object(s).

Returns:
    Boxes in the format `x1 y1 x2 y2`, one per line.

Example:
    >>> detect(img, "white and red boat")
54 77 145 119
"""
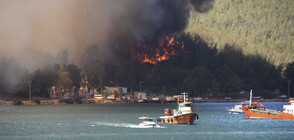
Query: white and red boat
158 92 199 124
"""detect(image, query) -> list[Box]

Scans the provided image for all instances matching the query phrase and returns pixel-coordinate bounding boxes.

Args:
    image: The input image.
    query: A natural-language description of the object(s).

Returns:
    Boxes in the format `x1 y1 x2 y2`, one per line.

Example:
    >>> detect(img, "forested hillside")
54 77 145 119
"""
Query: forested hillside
1 0 294 99
186 0 294 66
95 34 283 98
0 34 286 99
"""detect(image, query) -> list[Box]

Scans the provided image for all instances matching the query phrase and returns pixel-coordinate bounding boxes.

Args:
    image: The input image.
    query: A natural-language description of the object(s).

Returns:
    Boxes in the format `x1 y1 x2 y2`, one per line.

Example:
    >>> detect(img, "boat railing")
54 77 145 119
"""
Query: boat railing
251 109 280 115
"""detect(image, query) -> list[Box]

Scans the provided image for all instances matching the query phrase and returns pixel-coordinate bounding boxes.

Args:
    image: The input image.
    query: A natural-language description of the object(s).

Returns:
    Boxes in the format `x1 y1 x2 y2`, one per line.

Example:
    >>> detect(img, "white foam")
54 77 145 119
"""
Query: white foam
93 122 166 129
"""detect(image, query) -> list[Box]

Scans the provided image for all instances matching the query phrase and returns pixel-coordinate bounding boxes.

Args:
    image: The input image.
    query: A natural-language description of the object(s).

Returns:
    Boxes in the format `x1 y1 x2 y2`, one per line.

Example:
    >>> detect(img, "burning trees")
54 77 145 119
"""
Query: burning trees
132 35 185 64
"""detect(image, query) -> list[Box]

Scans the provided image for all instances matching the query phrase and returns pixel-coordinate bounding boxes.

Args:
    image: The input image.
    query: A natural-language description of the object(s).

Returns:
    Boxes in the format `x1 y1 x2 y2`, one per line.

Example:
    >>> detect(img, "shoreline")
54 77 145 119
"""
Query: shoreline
195 98 289 102
0 98 290 106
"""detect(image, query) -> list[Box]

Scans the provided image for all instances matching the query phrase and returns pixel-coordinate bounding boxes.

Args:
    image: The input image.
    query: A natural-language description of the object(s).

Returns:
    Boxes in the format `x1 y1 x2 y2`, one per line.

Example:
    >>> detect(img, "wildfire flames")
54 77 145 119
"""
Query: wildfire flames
134 35 184 64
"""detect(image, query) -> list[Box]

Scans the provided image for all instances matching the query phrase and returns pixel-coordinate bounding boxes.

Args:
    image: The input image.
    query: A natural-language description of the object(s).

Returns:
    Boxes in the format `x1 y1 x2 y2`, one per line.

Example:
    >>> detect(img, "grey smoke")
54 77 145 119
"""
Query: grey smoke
0 0 214 69
0 0 215 89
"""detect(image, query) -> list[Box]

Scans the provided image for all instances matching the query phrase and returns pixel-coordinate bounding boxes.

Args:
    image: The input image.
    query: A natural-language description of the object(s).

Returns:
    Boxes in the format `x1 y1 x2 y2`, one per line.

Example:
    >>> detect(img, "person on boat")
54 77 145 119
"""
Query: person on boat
252 104 258 109
165 108 171 116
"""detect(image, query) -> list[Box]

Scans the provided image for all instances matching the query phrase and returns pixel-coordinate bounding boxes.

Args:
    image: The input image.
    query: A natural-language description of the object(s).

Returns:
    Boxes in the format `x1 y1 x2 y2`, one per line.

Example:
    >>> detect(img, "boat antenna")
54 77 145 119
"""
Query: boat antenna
181 92 188 103
249 89 252 106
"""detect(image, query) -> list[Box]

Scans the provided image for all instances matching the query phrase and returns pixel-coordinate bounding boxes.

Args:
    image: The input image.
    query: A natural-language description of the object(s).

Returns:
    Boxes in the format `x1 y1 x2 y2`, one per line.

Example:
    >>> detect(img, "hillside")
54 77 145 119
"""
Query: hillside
186 0 294 66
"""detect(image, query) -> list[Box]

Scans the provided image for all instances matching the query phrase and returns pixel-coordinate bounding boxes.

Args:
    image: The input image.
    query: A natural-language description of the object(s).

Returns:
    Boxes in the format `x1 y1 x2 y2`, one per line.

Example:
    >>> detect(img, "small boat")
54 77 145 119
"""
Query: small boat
138 99 144 103
227 104 244 114
139 117 161 128
158 92 199 124
241 90 294 120
227 99 252 114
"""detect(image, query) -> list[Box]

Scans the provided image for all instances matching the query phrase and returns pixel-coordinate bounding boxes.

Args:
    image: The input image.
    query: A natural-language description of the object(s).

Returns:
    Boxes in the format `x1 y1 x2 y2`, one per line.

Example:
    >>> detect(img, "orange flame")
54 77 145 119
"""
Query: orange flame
135 35 184 64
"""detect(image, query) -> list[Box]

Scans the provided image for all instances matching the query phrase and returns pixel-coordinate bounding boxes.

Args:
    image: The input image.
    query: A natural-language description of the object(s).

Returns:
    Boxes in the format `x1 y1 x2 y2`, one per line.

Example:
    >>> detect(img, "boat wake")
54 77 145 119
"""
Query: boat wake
92 121 166 129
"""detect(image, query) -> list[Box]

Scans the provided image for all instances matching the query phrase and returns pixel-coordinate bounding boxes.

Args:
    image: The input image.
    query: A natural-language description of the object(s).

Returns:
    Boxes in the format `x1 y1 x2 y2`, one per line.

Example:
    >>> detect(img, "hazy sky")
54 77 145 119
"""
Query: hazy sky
0 0 109 65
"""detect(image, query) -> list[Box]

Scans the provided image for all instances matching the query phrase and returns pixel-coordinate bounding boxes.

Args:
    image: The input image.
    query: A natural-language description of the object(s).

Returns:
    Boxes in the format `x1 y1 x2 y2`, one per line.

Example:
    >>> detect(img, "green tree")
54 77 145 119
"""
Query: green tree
284 62 294 97
80 45 104 91
66 64 81 94
56 67 73 93
30 68 57 97
214 65 241 95
182 67 211 97
284 62 294 82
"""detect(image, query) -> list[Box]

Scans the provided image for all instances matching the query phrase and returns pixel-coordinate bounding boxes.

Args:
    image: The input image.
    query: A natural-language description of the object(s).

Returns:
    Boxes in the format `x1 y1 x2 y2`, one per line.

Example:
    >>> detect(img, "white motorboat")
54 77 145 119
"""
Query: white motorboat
139 117 161 128
227 104 244 114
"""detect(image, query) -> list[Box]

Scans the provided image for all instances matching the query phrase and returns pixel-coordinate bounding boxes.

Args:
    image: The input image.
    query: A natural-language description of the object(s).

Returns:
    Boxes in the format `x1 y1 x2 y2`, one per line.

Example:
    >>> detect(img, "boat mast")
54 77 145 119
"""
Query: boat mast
249 89 252 106
181 92 188 103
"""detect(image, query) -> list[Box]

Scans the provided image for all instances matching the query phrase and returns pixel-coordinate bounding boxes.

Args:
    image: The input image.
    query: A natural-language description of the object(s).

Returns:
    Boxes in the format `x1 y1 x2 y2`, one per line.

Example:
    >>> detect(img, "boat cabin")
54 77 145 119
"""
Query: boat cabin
139 117 157 122
283 100 294 115
178 102 193 111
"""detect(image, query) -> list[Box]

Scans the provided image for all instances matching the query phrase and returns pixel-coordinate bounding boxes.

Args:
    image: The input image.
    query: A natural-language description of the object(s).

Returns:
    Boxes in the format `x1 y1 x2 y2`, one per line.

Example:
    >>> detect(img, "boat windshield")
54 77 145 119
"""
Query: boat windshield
142 119 153 121
180 104 192 108
139 117 156 122
185 104 192 107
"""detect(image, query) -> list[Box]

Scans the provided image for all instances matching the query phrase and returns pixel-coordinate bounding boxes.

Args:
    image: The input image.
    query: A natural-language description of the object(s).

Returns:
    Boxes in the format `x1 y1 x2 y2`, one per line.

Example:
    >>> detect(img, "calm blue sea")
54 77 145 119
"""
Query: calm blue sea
1 102 293 140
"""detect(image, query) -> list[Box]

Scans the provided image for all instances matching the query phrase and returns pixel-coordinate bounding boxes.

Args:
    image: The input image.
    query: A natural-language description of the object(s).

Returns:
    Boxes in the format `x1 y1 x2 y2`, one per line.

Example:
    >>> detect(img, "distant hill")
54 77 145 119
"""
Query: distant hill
186 0 294 66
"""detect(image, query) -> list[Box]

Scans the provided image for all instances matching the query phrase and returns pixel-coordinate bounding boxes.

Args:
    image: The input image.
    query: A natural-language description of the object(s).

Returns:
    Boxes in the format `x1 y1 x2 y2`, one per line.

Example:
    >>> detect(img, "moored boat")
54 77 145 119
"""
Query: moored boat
241 90 294 120
158 92 199 124
227 104 244 114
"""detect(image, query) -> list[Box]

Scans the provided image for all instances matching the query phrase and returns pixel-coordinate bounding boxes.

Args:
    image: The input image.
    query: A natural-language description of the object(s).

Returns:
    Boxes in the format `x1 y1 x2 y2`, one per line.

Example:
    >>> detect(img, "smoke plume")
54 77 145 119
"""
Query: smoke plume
0 0 214 70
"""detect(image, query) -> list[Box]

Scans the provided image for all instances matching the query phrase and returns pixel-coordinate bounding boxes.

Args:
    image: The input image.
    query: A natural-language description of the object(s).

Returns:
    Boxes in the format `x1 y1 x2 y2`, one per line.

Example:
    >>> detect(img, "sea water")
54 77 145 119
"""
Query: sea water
1 102 293 140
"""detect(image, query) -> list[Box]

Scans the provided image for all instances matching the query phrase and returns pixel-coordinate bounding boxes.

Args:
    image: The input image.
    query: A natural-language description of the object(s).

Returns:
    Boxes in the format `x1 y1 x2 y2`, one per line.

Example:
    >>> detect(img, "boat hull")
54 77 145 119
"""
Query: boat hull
241 105 294 120
158 113 198 124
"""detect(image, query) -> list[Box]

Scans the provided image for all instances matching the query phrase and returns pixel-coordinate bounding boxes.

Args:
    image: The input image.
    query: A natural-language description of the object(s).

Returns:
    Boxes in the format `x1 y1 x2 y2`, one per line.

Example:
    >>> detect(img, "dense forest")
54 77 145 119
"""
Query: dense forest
101 33 288 98
186 0 294 66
